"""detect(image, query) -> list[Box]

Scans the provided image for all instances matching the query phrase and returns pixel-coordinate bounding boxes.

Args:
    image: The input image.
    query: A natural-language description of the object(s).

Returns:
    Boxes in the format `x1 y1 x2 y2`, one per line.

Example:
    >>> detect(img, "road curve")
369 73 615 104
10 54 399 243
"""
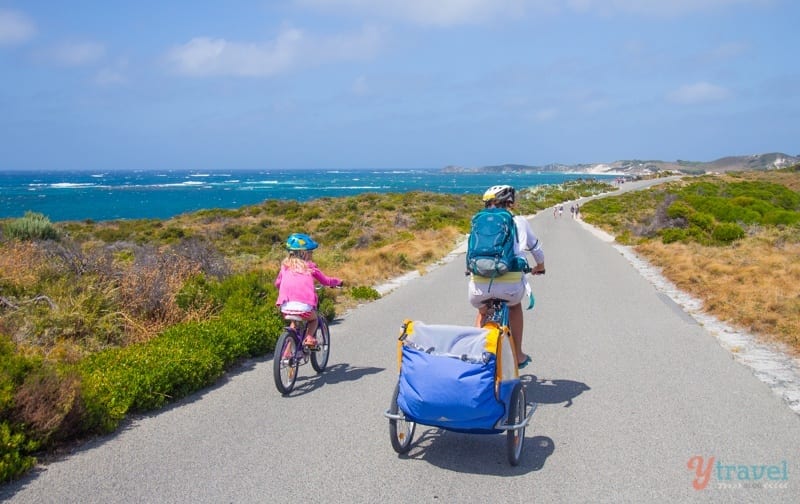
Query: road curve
3 179 799 503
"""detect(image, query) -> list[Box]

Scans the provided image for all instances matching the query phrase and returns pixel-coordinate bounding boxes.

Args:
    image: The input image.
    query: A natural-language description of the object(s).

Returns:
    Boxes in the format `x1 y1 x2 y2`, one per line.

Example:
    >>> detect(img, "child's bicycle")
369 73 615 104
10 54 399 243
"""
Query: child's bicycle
273 308 331 395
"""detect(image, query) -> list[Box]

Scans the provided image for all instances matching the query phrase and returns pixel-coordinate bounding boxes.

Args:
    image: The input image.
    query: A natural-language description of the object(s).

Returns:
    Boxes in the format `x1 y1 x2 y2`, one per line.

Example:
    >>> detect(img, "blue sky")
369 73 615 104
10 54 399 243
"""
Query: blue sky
1 0 798 171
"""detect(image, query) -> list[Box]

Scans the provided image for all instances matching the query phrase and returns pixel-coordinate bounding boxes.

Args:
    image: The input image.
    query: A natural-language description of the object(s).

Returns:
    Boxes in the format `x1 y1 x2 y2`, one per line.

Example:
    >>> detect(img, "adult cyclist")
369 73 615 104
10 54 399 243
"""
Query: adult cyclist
467 185 545 368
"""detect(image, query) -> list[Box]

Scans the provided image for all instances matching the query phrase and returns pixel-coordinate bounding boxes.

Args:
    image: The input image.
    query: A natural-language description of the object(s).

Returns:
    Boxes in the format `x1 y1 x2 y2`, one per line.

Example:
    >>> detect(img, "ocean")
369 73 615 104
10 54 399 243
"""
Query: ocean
0 169 614 222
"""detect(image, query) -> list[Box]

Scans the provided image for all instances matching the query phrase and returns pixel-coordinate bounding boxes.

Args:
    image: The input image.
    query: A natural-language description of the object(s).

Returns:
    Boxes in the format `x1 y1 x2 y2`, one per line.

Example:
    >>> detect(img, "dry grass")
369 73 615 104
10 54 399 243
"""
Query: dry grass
0 241 46 289
734 169 800 191
342 227 463 284
636 231 800 354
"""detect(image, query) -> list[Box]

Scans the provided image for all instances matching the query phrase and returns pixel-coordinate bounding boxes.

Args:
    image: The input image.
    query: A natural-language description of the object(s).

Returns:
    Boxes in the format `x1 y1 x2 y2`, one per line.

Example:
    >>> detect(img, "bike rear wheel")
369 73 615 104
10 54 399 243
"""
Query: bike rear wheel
273 330 299 395
310 316 330 372
506 382 526 466
389 382 416 454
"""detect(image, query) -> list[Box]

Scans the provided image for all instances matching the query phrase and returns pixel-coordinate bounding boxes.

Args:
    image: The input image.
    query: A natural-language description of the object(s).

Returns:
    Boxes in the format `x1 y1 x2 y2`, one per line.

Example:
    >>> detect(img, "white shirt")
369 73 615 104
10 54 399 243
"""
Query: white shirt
513 215 544 266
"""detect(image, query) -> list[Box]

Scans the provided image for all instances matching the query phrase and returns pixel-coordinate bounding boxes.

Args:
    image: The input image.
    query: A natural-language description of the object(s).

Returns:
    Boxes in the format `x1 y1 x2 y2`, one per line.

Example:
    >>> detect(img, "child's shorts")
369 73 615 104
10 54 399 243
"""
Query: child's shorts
280 301 316 319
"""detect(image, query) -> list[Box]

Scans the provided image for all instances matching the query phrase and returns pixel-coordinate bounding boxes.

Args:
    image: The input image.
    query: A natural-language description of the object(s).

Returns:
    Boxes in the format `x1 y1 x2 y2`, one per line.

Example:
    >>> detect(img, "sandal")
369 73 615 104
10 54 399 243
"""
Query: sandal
517 355 532 369
303 336 318 348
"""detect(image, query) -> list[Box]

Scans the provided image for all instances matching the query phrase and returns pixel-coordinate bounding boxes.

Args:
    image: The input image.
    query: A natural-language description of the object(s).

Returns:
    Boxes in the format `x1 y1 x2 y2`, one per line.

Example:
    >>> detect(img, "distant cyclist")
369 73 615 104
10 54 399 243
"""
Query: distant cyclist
467 185 545 368
275 233 343 347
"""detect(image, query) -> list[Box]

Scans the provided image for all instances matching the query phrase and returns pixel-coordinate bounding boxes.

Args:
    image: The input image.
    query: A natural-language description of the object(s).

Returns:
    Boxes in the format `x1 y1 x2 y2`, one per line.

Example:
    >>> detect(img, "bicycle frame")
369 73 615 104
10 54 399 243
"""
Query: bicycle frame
273 309 331 395
283 315 311 359
481 298 510 328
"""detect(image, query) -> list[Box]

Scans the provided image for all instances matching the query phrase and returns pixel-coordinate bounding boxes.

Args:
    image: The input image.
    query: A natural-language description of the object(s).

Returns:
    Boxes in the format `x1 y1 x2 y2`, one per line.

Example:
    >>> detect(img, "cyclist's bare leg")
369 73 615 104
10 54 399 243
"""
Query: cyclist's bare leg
304 314 319 345
508 302 529 365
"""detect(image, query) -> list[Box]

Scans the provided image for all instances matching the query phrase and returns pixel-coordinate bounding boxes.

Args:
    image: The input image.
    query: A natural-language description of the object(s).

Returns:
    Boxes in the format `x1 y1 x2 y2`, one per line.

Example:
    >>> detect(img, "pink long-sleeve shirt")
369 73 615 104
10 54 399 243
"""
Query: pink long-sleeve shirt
275 261 342 307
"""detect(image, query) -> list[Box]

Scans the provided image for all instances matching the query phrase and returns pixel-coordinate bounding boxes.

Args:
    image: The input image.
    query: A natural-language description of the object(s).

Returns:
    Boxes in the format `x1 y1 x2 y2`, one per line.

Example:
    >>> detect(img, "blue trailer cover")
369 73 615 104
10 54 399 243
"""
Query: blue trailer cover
398 345 505 432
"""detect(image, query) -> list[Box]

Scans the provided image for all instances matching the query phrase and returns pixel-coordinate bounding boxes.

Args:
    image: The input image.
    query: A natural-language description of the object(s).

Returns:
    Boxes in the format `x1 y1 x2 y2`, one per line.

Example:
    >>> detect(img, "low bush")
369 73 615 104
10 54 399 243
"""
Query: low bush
660 228 687 244
3 212 59 241
350 286 381 301
688 212 715 232
0 422 38 483
712 222 745 243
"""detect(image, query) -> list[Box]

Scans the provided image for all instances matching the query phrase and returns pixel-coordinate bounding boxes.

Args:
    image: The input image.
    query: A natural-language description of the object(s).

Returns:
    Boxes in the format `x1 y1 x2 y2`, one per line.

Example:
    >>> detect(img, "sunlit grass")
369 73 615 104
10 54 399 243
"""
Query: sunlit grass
582 166 800 355
637 237 799 352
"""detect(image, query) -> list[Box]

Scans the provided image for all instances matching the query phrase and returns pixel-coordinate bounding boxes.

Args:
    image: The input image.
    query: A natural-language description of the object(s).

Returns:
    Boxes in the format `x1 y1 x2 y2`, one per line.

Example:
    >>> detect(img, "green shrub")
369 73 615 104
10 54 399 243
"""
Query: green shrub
763 210 800 226
666 201 693 220
660 228 687 244
350 285 381 301
712 223 745 243
175 274 216 312
3 212 59 241
0 421 38 483
688 212 715 232
0 339 44 482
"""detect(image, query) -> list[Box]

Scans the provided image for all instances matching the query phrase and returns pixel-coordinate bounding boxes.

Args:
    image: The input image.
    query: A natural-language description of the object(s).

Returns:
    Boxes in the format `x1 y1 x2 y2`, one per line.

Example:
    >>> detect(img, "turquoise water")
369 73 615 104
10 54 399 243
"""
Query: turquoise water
0 169 613 222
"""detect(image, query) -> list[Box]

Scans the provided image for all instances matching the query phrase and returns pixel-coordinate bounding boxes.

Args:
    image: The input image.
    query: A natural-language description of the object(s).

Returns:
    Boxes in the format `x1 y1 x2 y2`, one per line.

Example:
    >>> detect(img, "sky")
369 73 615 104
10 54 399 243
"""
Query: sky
1 0 798 171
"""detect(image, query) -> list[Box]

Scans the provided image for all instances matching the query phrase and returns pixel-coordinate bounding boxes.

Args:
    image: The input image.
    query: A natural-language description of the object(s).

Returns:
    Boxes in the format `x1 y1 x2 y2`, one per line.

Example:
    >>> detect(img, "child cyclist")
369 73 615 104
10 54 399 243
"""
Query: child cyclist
275 233 343 347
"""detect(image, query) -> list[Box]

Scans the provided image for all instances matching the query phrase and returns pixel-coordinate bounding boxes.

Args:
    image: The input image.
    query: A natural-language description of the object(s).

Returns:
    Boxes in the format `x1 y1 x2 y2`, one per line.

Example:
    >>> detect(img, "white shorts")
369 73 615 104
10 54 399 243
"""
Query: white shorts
280 301 316 319
468 278 525 308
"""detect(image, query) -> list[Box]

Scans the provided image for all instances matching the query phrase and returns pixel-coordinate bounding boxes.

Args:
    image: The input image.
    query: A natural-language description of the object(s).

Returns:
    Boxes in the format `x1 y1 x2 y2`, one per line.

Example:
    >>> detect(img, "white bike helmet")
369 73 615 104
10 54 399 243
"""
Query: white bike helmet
482 185 516 207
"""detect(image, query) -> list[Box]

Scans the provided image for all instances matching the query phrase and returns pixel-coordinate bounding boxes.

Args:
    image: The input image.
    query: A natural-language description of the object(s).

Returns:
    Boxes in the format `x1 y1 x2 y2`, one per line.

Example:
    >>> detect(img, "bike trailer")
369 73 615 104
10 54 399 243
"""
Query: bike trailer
395 319 519 433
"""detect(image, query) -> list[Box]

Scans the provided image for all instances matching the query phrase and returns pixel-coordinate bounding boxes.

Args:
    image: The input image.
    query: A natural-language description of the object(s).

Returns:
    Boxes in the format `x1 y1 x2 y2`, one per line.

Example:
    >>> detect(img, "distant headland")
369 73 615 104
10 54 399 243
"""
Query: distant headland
442 152 800 177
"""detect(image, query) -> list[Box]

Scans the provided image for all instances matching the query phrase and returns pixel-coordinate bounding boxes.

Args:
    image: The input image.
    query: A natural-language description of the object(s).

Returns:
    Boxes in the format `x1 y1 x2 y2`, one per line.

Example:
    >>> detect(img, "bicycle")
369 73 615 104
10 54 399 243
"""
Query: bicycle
474 269 544 461
273 305 331 395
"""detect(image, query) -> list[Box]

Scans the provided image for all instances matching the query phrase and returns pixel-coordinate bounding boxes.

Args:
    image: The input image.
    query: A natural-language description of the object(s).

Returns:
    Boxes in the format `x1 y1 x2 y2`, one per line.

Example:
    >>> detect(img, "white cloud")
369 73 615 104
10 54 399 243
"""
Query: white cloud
296 0 770 25
667 82 732 104
165 25 383 77
352 75 369 95
295 0 531 26
0 8 36 46
94 59 129 86
48 41 106 67
566 0 770 17
533 107 559 121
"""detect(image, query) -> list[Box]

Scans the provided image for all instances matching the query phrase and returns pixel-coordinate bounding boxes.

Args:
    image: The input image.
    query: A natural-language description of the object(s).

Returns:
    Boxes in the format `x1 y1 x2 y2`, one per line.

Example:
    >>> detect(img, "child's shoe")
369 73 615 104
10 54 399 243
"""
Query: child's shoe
303 335 318 349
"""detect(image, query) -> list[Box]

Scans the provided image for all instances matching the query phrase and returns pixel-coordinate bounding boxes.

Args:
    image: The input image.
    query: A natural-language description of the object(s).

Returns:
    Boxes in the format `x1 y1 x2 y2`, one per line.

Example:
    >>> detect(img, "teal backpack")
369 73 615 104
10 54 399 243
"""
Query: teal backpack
466 208 527 278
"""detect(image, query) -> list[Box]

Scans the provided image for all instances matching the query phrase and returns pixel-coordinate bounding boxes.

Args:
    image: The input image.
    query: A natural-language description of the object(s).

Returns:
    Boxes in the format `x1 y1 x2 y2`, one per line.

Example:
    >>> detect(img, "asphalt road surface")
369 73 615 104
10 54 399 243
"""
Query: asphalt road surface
3 180 799 503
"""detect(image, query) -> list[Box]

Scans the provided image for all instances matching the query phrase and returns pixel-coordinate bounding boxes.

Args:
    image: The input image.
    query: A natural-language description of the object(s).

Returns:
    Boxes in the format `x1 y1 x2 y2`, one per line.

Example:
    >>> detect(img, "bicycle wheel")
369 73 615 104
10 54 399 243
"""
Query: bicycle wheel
389 382 415 454
506 382 526 466
273 330 299 395
310 316 330 372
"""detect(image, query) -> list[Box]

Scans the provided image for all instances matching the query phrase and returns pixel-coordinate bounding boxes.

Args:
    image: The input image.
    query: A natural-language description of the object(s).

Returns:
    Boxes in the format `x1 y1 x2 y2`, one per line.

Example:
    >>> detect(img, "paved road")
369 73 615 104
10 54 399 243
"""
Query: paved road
3 180 799 503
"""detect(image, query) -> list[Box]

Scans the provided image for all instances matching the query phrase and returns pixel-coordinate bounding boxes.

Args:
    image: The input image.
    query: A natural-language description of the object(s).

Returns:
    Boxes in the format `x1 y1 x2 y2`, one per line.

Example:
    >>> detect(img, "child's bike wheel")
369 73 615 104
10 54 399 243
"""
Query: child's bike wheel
311 316 330 372
506 382 526 466
389 382 415 454
273 331 299 395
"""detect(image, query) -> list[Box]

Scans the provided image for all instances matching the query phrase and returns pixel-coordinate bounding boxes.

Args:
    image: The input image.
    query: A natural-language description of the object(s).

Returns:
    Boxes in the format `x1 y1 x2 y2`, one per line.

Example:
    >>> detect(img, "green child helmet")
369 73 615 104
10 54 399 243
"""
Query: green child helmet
285 232 319 251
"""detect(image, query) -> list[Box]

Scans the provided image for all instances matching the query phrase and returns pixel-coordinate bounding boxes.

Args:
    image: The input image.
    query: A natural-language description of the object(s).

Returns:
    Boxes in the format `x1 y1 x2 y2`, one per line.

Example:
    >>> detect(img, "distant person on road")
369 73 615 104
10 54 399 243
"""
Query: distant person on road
467 185 545 369
575 203 580 219
275 233 343 347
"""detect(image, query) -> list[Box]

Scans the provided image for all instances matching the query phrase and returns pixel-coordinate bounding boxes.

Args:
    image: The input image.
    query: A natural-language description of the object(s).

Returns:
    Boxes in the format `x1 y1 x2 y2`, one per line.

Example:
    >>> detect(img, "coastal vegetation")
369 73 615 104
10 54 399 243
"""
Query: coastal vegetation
4 168 798 482
0 178 612 482
581 166 800 352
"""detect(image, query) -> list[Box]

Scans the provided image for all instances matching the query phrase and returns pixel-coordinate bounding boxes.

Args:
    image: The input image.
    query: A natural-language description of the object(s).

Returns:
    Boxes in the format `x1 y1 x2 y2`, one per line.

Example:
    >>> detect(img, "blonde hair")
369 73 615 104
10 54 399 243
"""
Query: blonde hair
282 251 311 273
